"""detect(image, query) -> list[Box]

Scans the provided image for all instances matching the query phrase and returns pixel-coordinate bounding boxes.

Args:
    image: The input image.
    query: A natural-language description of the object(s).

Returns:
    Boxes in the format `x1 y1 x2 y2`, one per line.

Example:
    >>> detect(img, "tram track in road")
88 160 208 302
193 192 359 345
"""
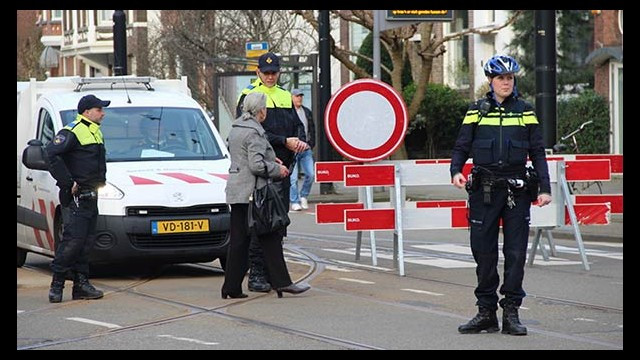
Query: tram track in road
286 231 624 314
18 247 383 350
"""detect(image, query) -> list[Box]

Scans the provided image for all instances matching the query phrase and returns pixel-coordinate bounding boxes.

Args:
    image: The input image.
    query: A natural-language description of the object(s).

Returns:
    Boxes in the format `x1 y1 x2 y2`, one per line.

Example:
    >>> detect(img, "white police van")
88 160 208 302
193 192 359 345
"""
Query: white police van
17 76 230 269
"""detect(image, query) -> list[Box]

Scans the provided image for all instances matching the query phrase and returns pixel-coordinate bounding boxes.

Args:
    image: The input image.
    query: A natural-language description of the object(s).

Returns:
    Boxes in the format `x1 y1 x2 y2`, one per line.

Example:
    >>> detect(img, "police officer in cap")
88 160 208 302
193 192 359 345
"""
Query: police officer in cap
45 94 110 303
236 52 308 292
451 54 552 335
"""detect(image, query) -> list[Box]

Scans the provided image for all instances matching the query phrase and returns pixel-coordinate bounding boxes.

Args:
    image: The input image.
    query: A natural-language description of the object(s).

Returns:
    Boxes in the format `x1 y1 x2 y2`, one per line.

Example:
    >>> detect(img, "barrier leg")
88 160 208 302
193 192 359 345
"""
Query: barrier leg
365 186 378 266
528 228 542 267
355 231 362 261
538 236 550 261
560 164 590 271
545 229 557 257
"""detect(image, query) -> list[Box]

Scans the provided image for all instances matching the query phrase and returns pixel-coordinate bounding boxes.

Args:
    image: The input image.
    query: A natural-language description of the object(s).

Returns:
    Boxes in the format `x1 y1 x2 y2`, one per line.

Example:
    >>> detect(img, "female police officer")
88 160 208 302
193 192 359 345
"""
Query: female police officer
450 55 552 335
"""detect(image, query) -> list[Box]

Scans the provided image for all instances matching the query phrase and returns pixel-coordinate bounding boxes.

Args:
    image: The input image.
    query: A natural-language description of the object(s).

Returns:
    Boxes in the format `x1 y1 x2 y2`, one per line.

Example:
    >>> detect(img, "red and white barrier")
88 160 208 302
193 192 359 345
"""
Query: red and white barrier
315 156 622 275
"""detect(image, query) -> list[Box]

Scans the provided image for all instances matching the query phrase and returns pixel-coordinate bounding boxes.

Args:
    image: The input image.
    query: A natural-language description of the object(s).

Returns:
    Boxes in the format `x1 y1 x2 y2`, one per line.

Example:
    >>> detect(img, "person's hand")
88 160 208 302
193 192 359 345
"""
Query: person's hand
285 137 299 151
59 187 73 207
278 164 290 178
71 181 79 195
452 173 467 189
295 140 309 153
275 157 283 165
537 193 552 207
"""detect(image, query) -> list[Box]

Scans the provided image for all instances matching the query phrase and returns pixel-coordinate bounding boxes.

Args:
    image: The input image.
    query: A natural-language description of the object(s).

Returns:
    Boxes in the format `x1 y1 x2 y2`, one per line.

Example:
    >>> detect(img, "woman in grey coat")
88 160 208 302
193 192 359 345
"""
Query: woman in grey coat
222 92 311 299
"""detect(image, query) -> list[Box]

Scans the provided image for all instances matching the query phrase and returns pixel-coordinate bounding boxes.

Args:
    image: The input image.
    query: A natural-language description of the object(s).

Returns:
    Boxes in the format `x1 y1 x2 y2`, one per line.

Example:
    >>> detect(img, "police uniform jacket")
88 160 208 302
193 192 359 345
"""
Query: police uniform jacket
46 114 107 190
236 79 306 168
450 92 551 194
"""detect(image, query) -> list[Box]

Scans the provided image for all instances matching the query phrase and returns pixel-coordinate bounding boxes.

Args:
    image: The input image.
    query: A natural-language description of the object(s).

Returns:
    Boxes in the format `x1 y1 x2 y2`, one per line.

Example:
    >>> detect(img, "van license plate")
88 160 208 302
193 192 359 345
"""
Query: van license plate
152 219 210 234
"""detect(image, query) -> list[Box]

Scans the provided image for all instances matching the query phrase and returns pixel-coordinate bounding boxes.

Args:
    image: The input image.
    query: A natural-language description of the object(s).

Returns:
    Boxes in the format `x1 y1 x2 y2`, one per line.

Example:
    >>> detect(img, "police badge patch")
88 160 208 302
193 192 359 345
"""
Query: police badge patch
53 134 65 145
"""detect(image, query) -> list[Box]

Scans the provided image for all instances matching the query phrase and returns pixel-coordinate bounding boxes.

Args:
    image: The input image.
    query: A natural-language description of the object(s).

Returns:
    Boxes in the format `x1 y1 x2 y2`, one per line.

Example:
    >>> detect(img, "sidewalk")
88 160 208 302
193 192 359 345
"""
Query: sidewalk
305 179 623 243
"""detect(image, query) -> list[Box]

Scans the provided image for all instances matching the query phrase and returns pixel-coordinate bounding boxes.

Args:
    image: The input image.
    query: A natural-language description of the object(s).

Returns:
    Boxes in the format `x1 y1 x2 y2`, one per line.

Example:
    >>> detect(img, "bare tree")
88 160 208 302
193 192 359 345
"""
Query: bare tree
294 10 523 159
148 10 316 111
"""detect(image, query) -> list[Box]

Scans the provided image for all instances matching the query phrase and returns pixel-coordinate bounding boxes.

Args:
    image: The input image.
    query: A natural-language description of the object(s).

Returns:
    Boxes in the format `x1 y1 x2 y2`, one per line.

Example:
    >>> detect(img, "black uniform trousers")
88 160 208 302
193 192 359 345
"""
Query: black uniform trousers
248 178 290 278
50 197 98 275
468 184 531 310
223 204 293 294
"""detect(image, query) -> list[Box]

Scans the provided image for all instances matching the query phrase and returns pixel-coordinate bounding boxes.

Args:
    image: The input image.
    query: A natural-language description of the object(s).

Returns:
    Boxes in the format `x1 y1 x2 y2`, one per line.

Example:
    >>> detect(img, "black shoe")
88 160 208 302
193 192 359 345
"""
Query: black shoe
72 273 104 300
48 272 66 303
221 289 248 299
458 306 500 334
276 283 310 298
502 305 527 335
248 271 272 292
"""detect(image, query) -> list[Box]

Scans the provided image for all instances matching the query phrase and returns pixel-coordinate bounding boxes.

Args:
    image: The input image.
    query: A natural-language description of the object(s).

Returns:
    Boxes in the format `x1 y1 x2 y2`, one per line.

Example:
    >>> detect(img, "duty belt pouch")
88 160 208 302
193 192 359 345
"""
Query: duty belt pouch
482 180 492 205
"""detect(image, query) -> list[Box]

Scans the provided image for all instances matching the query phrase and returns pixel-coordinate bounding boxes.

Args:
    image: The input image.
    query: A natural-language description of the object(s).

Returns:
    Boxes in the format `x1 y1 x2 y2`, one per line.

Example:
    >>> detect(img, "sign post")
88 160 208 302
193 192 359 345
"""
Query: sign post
324 78 408 270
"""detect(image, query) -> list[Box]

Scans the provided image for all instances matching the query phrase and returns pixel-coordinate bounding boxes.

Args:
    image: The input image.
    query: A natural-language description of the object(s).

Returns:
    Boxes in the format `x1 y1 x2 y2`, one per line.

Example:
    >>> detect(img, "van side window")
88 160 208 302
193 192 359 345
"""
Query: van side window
37 108 55 146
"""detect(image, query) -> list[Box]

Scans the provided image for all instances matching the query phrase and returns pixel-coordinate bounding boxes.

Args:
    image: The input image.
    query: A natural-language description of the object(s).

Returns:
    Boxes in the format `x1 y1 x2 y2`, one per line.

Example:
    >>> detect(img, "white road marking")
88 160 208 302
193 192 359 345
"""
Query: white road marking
325 248 475 269
325 265 357 272
401 288 444 296
519 306 529 310
553 245 623 260
331 259 392 271
17 310 24 314
285 258 312 267
573 318 597 322
338 277 375 284
158 334 219 346
412 244 472 255
66 317 122 329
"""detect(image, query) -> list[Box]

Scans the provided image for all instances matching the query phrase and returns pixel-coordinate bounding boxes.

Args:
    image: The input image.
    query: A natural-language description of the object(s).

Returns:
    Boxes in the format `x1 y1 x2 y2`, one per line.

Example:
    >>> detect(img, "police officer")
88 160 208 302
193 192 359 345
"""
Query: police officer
450 55 552 335
236 52 308 292
46 94 110 303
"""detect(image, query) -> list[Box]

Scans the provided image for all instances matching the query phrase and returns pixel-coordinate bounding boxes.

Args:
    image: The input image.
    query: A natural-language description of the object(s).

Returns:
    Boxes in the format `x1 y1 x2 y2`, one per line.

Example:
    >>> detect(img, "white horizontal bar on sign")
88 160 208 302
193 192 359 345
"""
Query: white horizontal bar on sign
530 203 563 227
402 208 453 230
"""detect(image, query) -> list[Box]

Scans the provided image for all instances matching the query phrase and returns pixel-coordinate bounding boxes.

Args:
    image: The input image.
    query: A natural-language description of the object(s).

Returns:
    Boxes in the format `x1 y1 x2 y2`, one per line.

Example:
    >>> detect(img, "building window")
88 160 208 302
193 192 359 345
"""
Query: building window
447 10 470 88
51 10 62 21
98 10 114 26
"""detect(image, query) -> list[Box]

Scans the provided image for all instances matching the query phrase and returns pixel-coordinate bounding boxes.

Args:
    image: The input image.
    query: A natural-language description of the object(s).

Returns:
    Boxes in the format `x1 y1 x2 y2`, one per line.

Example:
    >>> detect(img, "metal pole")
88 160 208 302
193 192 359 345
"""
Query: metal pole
535 10 557 148
113 10 127 76
318 10 334 194
373 10 381 80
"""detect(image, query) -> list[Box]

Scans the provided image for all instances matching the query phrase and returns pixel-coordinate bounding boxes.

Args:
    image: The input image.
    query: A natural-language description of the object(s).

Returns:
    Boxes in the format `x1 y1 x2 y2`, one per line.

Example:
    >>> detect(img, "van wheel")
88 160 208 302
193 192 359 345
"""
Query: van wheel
218 256 226 271
17 248 27 267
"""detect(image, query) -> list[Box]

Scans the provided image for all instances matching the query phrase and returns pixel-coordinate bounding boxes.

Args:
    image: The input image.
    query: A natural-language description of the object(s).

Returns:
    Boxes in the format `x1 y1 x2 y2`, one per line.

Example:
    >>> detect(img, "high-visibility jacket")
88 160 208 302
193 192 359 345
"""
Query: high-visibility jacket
236 79 305 168
46 114 107 190
450 93 551 194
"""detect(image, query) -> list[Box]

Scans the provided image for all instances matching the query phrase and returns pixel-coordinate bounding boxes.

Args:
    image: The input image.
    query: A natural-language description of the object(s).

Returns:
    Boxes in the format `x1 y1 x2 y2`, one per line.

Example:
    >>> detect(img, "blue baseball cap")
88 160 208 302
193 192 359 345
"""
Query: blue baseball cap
291 89 304 96
78 94 110 114
258 52 280 73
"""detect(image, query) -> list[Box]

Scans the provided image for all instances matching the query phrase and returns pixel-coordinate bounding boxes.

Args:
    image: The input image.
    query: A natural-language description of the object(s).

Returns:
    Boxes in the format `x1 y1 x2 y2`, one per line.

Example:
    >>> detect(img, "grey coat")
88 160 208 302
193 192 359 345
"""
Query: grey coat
225 116 282 204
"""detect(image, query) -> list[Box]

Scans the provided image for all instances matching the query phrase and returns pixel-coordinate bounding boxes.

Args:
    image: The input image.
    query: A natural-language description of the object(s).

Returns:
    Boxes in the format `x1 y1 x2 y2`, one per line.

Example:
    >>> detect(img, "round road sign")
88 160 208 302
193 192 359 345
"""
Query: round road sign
324 79 408 162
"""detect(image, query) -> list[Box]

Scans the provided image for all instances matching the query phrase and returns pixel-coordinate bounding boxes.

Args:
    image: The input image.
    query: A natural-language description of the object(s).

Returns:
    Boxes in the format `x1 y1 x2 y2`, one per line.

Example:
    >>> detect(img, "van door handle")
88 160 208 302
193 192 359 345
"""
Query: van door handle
26 176 33 182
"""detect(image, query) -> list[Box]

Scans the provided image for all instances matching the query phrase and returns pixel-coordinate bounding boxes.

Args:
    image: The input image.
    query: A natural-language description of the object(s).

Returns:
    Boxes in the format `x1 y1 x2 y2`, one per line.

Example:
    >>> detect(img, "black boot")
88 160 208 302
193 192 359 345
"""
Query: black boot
247 264 271 292
502 304 527 335
72 273 104 300
458 306 500 334
48 272 66 303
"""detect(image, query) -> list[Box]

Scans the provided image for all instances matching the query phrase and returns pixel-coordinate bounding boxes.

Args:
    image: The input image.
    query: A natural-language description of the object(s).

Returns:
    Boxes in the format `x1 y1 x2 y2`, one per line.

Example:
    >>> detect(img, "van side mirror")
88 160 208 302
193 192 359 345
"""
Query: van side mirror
22 139 49 171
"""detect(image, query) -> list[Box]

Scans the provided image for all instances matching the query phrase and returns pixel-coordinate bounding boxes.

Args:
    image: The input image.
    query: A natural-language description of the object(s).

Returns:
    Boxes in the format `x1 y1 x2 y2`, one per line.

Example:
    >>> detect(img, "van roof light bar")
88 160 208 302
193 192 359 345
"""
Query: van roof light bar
72 76 155 92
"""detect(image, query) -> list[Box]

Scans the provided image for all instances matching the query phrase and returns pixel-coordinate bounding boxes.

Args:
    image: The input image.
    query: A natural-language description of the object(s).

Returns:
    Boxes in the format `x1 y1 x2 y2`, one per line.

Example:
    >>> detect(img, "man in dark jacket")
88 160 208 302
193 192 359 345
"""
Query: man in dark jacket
236 52 308 292
289 89 315 211
450 55 552 336
45 94 110 303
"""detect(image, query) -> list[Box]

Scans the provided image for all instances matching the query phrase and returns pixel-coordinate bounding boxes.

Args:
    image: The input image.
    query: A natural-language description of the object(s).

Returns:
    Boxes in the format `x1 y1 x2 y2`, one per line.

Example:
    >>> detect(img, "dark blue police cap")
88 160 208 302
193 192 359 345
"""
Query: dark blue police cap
78 94 110 114
258 52 280 73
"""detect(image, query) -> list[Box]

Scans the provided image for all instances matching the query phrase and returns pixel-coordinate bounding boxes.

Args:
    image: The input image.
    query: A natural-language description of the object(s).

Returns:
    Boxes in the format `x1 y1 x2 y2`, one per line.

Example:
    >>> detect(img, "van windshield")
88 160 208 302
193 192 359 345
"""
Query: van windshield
61 107 225 162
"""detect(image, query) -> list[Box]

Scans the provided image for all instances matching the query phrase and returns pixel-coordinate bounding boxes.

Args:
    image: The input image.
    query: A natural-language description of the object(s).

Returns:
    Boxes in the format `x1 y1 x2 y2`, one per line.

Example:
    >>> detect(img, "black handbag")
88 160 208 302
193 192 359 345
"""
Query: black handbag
248 164 291 236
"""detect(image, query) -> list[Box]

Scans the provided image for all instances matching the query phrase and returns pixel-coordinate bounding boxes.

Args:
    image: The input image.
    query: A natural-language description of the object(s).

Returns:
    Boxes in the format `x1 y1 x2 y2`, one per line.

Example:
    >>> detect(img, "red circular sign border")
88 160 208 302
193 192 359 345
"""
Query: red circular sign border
324 79 408 162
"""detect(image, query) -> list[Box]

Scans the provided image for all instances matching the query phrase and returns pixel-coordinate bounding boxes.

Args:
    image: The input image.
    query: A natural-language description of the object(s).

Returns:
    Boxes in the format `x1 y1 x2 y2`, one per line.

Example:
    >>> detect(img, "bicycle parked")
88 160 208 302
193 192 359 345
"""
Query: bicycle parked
552 120 603 194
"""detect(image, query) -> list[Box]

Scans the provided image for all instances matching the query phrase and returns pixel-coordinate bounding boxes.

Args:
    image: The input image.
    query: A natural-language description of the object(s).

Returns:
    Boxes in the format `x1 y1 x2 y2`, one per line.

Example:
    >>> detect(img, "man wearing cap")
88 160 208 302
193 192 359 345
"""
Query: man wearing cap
236 52 308 293
289 89 315 211
45 94 110 303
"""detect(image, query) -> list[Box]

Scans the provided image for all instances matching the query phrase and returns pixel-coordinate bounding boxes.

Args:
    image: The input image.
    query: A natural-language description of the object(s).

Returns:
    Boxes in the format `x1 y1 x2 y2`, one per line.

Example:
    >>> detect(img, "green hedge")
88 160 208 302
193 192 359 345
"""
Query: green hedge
556 90 610 154
403 83 469 159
